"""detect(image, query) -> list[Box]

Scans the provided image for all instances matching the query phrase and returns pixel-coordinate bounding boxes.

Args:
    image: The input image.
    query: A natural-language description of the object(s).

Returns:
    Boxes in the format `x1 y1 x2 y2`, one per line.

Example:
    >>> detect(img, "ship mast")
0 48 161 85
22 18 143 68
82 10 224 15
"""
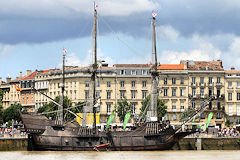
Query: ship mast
90 3 98 133
57 50 65 122
149 13 159 122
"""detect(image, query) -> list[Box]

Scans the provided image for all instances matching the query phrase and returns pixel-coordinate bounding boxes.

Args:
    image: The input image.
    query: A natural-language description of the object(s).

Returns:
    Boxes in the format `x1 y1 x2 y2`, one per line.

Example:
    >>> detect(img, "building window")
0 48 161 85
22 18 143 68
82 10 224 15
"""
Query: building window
142 70 147 75
132 81 136 87
209 88 212 96
142 91 147 99
172 114 177 121
209 101 212 110
172 105 176 112
164 78 167 85
131 91 136 99
200 77 204 84
192 88 196 97
96 91 100 98
180 106 184 111
120 81 125 87
237 105 240 116
237 82 240 88
217 88 221 97
228 93 232 100
180 77 184 84
192 77 196 84
120 91 125 99
200 88 204 97
172 88 176 96
107 81 111 87
217 77 221 83
217 101 221 110
228 82 232 88
107 104 111 114
164 89 168 96
85 82 89 87
107 91 111 99
85 90 89 99
96 81 100 87
237 93 240 100
180 88 185 96
132 103 136 114
172 78 176 85
228 74 232 76
131 70 136 75
209 77 213 84
192 101 196 109
142 81 147 87
120 70 125 75
229 104 233 116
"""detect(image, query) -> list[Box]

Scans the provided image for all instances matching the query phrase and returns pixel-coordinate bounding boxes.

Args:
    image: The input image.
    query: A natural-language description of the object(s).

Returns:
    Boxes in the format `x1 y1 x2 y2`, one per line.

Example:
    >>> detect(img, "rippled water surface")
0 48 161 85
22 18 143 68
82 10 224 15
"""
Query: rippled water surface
0 151 239 160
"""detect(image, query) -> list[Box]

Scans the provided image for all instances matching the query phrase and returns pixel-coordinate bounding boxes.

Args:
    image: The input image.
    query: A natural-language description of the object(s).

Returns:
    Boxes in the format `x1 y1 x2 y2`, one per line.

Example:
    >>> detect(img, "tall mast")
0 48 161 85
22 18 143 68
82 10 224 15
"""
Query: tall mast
149 14 158 122
90 3 98 133
57 51 65 122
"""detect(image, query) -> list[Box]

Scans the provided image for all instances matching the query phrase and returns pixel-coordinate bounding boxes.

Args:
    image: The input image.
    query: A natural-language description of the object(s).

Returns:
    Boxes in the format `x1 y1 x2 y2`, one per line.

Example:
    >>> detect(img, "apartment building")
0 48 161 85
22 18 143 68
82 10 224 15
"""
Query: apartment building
181 60 225 128
225 67 240 127
158 64 188 123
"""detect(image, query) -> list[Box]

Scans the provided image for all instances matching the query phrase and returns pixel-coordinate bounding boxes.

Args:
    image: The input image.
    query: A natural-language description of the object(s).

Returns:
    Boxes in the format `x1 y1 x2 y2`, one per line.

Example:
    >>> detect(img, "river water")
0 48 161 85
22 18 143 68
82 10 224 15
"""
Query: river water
0 151 239 160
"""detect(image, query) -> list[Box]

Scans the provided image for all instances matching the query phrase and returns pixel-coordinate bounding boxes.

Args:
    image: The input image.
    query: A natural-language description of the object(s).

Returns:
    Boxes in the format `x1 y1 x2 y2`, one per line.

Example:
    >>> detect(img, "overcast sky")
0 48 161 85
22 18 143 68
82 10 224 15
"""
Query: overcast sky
1 0 240 80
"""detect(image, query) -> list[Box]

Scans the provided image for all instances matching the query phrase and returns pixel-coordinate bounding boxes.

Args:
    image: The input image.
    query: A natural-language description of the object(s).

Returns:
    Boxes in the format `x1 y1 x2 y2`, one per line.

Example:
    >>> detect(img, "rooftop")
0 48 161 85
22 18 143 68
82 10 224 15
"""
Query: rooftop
158 64 185 70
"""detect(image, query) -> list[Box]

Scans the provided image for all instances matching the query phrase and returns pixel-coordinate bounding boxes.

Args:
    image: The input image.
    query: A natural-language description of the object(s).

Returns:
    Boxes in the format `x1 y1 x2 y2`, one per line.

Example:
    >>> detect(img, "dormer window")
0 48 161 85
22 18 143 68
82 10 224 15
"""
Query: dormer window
120 70 125 75
131 70 136 75
142 70 147 75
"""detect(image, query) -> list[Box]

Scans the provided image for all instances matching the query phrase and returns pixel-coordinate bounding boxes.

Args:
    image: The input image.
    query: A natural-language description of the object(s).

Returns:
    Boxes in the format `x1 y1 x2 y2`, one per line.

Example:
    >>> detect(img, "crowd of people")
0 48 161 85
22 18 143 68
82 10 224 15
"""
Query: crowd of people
217 128 240 137
0 127 27 138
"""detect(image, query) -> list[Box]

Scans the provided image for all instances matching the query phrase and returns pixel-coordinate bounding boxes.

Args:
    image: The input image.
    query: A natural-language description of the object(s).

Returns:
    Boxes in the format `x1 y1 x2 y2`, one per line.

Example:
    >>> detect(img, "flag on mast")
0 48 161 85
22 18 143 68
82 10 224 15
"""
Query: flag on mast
152 12 157 18
14 84 22 92
63 48 67 54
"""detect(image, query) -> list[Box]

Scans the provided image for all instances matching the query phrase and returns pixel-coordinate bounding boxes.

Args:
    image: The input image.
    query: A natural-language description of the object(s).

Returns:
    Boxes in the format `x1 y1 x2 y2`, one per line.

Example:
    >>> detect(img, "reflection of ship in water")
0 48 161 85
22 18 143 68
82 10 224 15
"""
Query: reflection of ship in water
20 6 197 151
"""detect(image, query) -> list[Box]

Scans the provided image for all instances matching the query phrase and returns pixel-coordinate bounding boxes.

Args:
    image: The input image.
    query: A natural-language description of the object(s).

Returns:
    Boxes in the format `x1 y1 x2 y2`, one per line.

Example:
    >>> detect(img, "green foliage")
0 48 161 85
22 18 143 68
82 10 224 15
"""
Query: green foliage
37 96 84 121
0 105 3 125
0 89 3 105
179 108 196 122
115 97 132 122
2 104 23 123
225 119 231 127
140 95 167 121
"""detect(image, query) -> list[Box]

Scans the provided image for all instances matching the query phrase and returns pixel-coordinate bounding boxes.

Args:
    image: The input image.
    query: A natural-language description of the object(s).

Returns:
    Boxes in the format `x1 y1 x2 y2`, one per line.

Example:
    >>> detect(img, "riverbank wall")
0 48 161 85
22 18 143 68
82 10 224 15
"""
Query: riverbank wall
1 137 240 151
0 138 27 151
172 137 240 150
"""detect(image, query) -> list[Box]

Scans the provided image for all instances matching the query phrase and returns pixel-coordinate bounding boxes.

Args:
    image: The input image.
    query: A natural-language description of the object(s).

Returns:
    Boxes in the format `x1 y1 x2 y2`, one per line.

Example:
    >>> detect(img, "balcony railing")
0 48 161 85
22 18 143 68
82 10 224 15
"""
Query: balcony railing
191 83 197 87
216 82 223 86
199 82 206 87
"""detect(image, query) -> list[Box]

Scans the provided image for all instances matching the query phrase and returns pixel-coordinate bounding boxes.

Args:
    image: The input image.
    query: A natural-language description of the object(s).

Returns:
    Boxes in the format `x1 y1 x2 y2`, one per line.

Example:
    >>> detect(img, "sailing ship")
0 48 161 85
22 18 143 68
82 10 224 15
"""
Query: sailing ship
20 6 198 151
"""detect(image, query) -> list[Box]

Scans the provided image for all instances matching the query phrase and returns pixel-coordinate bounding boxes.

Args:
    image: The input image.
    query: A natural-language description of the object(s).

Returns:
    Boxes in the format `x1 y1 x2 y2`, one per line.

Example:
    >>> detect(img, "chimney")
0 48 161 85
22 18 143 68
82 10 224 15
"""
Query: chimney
26 70 32 76
186 60 189 68
19 72 22 79
217 60 223 68
231 67 235 70
0 77 2 85
6 77 11 83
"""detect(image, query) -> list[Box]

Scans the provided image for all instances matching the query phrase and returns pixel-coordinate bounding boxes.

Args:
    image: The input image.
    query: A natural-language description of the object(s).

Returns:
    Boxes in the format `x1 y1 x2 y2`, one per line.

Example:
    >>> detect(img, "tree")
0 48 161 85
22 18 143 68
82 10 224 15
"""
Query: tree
2 104 23 123
140 95 167 121
115 97 132 122
37 96 84 121
179 108 196 122
0 89 3 125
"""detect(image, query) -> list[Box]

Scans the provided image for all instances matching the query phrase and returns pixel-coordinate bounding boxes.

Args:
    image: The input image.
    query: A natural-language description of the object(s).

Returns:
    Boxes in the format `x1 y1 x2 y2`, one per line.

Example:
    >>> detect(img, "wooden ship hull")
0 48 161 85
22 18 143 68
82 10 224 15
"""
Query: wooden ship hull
21 113 193 151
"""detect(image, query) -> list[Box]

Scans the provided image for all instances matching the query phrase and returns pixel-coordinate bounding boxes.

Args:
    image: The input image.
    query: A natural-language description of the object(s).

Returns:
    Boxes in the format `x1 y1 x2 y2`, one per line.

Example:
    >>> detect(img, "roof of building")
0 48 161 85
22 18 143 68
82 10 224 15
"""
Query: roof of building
113 64 150 68
180 60 224 71
22 71 37 80
157 64 185 70
225 70 240 73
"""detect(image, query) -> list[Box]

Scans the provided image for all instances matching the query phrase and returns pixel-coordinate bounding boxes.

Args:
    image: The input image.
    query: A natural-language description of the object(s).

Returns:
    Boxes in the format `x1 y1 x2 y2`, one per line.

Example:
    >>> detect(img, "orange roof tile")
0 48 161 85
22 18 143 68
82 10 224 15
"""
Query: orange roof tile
225 70 240 73
157 64 184 70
